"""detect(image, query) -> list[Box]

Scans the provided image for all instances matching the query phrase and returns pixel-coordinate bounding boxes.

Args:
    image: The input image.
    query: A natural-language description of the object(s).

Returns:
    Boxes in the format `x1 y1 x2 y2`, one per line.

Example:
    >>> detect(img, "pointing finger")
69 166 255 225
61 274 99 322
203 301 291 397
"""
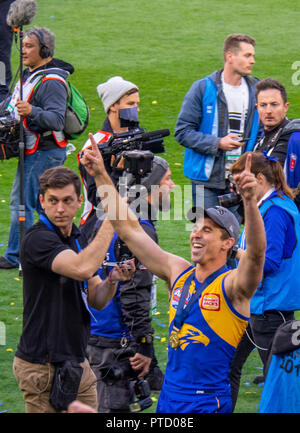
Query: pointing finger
245 152 252 173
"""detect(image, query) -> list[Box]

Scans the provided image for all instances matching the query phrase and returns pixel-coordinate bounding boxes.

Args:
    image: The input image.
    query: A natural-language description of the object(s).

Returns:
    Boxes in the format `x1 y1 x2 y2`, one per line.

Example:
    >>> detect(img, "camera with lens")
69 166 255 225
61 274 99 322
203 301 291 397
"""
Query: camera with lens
0 114 20 160
99 346 153 412
218 183 244 222
218 191 242 208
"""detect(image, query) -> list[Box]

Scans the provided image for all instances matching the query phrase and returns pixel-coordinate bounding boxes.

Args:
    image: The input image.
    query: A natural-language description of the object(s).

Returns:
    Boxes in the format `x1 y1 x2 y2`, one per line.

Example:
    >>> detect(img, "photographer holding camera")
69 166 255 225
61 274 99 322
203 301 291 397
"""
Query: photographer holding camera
0 26 72 269
78 76 170 412
13 165 135 413
86 156 174 413
174 34 260 216
78 75 141 238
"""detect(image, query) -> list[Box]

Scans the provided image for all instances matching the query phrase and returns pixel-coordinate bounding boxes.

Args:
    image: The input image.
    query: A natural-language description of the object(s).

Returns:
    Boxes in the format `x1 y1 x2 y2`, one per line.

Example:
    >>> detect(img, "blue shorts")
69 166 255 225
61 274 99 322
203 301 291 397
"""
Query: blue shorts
156 387 232 413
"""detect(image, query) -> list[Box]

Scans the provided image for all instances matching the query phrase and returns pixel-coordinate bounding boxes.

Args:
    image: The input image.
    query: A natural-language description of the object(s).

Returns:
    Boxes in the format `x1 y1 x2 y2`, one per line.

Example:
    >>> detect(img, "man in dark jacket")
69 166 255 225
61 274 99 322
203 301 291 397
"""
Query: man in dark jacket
0 26 72 269
175 33 260 212
254 78 300 207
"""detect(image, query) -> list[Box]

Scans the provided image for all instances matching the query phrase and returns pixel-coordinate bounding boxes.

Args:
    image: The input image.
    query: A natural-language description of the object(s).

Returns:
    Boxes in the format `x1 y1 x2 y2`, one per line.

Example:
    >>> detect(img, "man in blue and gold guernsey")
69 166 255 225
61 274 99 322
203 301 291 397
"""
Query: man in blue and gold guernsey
80 135 266 413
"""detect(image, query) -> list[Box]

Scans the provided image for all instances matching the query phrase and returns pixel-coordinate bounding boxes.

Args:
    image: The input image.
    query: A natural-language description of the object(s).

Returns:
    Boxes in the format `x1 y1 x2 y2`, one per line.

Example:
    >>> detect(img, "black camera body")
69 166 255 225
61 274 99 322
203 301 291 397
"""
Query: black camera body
99 128 169 180
0 115 20 160
218 191 242 208
99 346 153 412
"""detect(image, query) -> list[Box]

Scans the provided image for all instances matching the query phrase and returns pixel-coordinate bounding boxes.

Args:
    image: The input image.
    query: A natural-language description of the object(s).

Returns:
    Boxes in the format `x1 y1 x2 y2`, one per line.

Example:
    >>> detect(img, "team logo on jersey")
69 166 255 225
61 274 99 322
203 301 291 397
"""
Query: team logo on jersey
201 293 220 311
290 153 297 171
176 323 210 351
171 287 192 310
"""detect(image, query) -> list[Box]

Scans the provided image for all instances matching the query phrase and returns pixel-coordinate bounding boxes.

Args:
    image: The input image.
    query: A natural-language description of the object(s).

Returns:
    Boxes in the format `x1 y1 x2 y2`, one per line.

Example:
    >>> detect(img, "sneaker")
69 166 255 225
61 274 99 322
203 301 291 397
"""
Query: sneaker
0 256 18 269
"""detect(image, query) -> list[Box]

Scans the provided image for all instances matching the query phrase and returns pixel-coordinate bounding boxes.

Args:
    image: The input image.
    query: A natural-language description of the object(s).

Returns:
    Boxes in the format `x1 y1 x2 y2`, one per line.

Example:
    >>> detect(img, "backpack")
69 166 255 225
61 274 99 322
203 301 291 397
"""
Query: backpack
33 75 90 140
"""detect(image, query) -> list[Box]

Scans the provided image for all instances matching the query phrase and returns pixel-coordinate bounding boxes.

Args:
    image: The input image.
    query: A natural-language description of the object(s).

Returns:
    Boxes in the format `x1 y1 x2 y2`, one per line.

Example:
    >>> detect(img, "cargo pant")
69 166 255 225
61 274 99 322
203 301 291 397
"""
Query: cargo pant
13 356 98 413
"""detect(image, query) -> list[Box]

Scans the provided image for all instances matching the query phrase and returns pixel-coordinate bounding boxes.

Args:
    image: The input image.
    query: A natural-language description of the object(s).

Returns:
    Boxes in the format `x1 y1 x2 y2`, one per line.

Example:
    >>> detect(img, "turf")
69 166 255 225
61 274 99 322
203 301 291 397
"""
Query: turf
1 0 300 413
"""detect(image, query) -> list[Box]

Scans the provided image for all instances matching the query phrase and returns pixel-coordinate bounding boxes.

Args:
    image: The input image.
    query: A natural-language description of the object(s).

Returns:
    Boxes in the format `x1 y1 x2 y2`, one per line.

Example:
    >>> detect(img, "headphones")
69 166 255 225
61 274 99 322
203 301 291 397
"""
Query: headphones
35 29 51 59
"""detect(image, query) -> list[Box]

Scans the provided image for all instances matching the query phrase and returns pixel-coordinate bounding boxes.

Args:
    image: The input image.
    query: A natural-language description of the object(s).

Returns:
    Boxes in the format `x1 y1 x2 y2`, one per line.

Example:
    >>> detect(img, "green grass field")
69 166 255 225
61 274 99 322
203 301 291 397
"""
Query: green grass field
1 0 300 413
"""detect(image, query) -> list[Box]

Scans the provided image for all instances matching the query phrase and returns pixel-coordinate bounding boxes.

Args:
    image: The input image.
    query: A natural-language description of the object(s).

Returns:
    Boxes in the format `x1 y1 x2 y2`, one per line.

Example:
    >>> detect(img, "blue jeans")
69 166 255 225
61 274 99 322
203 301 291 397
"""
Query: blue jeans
4 148 66 266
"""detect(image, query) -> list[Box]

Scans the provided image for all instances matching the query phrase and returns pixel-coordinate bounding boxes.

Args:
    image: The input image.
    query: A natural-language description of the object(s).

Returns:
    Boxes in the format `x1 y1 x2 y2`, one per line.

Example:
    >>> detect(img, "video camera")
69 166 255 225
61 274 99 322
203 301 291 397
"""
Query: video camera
99 127 169 181
99 346 153 412
0 114 20 160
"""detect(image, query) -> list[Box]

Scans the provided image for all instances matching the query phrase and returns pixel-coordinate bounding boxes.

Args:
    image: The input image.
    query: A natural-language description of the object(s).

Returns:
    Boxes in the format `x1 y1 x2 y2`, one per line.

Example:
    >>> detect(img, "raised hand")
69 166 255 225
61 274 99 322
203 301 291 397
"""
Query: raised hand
233 153 257 201
80 133 106 178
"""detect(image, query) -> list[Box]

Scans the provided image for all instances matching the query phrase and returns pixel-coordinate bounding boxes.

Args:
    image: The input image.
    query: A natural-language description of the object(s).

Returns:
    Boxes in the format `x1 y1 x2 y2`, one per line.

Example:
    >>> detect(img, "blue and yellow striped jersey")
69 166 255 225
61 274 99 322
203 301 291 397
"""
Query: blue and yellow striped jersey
164 266 249 398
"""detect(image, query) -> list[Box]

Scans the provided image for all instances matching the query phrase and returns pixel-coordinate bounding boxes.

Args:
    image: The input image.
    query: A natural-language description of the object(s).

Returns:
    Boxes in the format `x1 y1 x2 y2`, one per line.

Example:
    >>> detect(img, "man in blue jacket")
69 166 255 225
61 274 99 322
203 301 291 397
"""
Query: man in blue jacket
175 33 260 211
0 26 71 269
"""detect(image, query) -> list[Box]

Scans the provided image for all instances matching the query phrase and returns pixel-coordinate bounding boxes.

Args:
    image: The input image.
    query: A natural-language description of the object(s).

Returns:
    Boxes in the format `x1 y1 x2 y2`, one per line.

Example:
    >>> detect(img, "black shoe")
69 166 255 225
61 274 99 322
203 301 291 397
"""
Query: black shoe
0 256 18 269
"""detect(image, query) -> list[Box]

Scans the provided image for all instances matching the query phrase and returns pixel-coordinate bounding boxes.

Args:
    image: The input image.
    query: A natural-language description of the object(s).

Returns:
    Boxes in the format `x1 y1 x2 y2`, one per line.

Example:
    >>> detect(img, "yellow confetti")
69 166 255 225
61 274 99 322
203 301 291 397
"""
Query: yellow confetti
14 277 20 282
1 200 5 203
160 337 166 343
245 392 257 395
154 311 160 315
6 348 14 352
151 397 157 402
91 107 95 111
152 100 158 105
174 163 182 166
10 302 15 306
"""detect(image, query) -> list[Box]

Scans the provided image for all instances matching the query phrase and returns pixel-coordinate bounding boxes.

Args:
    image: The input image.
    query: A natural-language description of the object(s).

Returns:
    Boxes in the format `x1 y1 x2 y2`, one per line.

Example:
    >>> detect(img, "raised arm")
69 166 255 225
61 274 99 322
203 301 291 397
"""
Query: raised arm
225 153 266 314
80 133 190 286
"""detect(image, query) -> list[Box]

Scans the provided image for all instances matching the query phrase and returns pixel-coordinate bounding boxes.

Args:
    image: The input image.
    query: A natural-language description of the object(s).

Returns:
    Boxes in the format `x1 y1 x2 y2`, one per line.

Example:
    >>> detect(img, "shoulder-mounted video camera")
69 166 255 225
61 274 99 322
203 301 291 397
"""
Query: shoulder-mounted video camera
99 127 169 181
0 115 20 160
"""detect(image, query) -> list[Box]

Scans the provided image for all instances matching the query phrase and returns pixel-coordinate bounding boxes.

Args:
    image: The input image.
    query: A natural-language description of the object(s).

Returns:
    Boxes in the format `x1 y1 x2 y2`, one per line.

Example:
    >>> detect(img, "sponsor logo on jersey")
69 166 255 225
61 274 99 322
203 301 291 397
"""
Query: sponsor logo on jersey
201 293 220 311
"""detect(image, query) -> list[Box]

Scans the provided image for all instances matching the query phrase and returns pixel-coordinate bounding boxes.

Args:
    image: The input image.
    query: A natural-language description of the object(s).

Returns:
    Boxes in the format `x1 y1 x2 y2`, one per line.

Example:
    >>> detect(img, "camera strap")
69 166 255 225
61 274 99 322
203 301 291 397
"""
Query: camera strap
39 214 97 321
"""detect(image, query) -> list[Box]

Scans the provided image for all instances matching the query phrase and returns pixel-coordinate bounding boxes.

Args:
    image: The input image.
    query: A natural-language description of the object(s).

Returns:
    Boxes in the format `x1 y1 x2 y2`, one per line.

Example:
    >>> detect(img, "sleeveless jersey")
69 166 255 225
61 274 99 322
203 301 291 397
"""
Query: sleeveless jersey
164 266 249 399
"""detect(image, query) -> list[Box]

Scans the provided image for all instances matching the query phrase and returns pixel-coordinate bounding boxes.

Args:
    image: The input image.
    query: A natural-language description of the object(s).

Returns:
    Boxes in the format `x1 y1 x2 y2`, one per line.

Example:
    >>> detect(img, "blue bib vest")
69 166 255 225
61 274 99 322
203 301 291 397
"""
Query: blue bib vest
183 77 259 181
89 219 155 339
239 195 300 314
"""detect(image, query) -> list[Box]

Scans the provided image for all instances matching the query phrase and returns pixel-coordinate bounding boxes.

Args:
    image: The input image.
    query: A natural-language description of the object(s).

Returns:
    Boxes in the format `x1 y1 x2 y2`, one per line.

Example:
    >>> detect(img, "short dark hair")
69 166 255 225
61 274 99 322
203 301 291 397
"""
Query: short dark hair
255 78 287 103
39 166 81 197
223 33 256 60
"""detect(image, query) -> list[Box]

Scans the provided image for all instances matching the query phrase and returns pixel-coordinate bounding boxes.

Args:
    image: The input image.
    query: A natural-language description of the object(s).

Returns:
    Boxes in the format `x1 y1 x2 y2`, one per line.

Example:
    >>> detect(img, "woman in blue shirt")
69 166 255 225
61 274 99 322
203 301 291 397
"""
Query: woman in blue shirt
229 151 300 410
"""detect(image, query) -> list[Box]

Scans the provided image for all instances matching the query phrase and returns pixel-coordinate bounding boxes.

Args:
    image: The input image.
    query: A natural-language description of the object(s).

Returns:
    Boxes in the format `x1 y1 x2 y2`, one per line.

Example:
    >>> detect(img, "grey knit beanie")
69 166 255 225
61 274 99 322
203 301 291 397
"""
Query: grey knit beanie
97 76 139 113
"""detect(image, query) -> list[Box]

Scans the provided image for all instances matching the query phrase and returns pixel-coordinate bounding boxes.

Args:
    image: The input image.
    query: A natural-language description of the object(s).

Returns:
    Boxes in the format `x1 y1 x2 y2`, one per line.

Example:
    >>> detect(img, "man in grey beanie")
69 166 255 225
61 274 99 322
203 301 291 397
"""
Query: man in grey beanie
78 75 140 236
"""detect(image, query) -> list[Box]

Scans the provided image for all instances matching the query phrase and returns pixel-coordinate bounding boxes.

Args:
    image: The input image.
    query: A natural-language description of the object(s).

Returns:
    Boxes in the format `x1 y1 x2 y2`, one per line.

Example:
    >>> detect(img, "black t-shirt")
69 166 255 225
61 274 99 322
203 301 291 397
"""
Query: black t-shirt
16 217 91 364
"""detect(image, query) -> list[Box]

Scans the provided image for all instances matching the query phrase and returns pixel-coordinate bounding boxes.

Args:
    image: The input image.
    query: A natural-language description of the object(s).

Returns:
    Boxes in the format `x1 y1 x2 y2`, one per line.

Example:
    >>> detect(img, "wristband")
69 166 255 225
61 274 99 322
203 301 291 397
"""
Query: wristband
108 269 118 284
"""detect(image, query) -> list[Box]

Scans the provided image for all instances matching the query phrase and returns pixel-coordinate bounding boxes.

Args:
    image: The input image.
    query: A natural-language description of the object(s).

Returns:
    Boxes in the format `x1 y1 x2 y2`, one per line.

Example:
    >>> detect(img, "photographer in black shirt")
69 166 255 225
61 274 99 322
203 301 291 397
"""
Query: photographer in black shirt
13 165 135 413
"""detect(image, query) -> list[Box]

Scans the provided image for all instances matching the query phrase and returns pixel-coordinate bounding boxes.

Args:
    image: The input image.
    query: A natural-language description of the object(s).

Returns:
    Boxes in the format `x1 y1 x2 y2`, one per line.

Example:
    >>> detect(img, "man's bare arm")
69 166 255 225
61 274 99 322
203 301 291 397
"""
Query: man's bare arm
51 218 114 281
80 133 190 287
225 154 266 313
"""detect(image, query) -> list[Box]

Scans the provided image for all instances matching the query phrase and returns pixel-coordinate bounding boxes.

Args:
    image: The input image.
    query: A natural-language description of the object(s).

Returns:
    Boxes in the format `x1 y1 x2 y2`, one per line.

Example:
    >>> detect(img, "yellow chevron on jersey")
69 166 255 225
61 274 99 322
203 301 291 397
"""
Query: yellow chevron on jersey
170 266 249 350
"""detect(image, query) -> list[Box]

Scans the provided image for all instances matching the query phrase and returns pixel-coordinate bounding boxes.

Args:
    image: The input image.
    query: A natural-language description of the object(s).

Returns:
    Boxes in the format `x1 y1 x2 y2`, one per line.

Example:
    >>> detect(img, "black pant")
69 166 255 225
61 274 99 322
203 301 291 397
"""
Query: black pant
229 310 294 411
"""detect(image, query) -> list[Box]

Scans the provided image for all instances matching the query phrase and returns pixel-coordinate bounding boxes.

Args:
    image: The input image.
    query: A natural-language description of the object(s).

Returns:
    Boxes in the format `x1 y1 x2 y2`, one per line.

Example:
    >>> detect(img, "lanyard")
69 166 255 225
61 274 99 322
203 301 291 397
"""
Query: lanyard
173 264 228 332
39 214 97 321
